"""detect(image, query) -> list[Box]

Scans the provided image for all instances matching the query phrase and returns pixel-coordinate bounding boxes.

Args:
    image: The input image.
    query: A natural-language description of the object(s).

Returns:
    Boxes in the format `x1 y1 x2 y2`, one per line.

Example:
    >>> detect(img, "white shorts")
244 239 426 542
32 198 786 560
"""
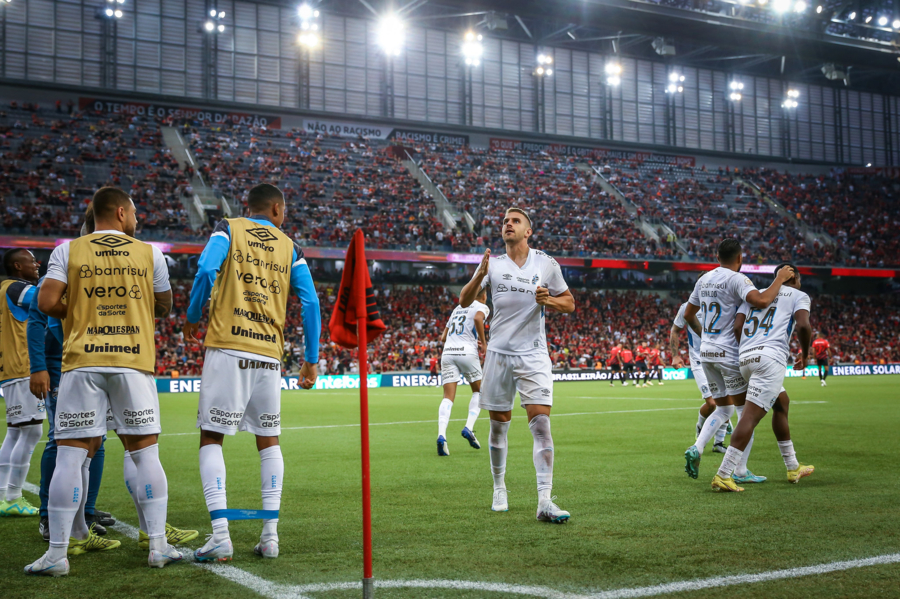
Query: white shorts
480 351 553 412
690 359 710 398
700 361 748 400
441 353 483 385
197 348 282 436
2 378 46 425
740 354 787 412
56 369 159 438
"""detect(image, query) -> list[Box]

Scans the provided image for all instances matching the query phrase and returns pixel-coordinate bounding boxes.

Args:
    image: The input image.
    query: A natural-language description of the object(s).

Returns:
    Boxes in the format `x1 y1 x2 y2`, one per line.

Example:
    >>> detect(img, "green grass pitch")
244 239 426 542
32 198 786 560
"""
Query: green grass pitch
2 375 899 598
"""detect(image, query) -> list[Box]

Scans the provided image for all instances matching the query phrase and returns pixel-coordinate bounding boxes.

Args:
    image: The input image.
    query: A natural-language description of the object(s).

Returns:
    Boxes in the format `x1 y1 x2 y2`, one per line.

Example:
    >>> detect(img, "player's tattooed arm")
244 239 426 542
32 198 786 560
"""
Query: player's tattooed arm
668 324 684 368
37 278 68 320
154 290 173 317
683 302 702 335
460 249 490 308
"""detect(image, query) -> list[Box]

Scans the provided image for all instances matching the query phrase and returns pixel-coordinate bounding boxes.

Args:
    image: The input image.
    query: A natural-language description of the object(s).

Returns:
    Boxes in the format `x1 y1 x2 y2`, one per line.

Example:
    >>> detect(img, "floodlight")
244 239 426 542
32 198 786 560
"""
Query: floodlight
217 24 225 32
105 7 114 16
729 92 742 101
536 66 544 75
210 9 217 17
204 21 215 31
377 14 405 56
546 68 553 76
878 16 888 26
816 5 822 13
462 31 483 67
114 8 122 17
787 88 800 98
298 3 313 20
894 19 900 28
794 1 806 13
298 32 318 47
772 0 791 13
848 11 856 19
218 11 225 18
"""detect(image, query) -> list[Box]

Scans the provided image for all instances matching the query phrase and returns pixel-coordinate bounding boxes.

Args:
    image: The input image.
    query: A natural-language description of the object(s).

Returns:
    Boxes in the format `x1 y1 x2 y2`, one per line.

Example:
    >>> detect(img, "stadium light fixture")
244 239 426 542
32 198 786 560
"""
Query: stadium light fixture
758 0 767 5
114 8 123 17
794 1 806 13
816 5 822 13
729 92 742 101
298 32 319 47
878 16 888 26
210 9 217 17
377 14 405 56
217 23 225 32
204 20 215 31
605 62 622 86
782 88 800 108
866 162 872 167
537 54 553 65
729 80 744 101
848 11 856 20
894 19 900 29
772 0 791 13
462 31 483 67
865 15 872 23
298 3 313 20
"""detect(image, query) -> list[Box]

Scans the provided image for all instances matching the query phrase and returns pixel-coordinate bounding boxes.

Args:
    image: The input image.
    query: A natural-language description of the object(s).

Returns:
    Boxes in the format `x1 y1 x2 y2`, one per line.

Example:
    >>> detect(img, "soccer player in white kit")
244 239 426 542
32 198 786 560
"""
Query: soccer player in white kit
436 288 489 456
713 264 816 490
459 208 575 523
670 302 728 453
682 239 795 490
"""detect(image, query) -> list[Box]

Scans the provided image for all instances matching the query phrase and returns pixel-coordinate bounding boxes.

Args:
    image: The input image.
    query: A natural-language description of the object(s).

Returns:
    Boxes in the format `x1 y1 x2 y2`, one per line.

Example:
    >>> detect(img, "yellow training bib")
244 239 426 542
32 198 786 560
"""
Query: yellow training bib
0 279 31 381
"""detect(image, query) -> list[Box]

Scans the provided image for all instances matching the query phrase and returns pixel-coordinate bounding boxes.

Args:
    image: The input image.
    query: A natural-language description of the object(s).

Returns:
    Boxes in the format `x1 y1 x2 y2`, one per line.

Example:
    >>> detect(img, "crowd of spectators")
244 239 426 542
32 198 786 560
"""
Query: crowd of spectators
155 279 899 378
751 168 900 267
0 101 199 240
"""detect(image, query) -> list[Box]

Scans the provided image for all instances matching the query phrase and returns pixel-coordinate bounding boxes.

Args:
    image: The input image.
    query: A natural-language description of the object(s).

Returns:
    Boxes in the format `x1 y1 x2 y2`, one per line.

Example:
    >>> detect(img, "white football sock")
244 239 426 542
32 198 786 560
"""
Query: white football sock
123 450 148 532
259 445 283 541
199 444 229 540
0 426 21 501
695 405 734 455
7 423 42 500
488 420 510 490
47 446 88 562
734 432 754 477
130 444 169 552
465 392 481 431
714 421 728 445
778 440 799 470
71 457 91 540
437 398 453 438
696 410 707 432
529 414 554 503
716 446 743 479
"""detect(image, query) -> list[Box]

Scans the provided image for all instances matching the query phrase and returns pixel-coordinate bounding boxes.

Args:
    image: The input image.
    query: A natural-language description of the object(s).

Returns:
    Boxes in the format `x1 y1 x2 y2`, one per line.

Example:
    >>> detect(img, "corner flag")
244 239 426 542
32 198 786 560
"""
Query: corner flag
328 229 385 598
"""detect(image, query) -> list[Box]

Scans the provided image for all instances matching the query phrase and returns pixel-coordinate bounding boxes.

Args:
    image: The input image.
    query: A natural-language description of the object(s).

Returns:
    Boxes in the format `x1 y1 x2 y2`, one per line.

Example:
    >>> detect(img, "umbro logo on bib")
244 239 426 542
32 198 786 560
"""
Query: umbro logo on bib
90 235 132 256
247 228 278 243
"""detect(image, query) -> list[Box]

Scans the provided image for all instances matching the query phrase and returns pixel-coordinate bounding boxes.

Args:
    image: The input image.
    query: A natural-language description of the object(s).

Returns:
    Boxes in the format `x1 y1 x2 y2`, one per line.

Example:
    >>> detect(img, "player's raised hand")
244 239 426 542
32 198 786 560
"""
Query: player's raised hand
776 266 796 283
476 248 491 279
182 320 202 344
536 286 551 306
299 361 318 389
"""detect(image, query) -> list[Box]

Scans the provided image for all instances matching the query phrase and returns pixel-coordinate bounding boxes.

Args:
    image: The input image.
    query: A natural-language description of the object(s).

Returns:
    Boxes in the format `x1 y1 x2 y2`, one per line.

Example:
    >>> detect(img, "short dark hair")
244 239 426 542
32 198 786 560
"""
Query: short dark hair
774 262 798 284
81 203 95 236
91 187 132 221
3 249 29 276
504 207 532 228
248 184 285 213
717 238 742 263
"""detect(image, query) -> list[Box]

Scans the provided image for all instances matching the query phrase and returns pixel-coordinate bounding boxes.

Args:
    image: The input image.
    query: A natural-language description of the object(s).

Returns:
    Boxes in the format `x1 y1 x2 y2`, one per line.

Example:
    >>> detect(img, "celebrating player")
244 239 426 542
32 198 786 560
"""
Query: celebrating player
0 249 43 517
634 343 649 386
671 302 728 453
27 188 179 576
619 345 635 386
184 183 321 561
649 343 664 386
713 264 815 490
607 343 624 387
436 288 489 456
459 208 575 523
682 239 795 488
811 333 831 386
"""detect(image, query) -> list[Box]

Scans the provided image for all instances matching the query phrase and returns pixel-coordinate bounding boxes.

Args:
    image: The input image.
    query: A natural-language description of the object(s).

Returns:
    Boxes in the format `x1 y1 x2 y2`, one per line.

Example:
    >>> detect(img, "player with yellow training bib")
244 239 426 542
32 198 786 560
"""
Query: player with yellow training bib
184 184 321 562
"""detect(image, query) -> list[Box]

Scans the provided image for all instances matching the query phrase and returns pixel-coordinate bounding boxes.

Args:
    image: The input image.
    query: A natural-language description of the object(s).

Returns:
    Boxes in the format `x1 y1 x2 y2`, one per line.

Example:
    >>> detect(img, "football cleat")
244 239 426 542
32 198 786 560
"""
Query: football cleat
24 553 69 577
646 381 655 386
149 544 184 568
623 382 629 387
821 380 827 387
732 471 767 484
461 427 481 449
787 463 815 484
726 422 733 435
68 526 121 555
684 445 701 479
194 535 234 562
88 509 116 527
139 523 200 550
711 475 744 492
1 496 39 517
712 442 727 454
39 516 50 542
658 382 665 386
536 497 570 523
491 488 508 512
437 435 449 456
254 538 279 559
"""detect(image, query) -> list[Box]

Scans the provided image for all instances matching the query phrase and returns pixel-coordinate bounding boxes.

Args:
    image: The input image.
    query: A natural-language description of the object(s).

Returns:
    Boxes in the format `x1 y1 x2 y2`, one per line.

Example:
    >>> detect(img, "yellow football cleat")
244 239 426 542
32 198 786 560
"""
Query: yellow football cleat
0 496 39 517
787 463 815 484
139 523 200 550
68 527 122 555
711 475 744 492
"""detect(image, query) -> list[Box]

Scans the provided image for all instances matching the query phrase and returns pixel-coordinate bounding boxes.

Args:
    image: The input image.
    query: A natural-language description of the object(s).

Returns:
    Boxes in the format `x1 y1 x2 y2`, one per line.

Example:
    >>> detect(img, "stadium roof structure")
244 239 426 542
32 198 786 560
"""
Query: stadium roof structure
323 0 900 96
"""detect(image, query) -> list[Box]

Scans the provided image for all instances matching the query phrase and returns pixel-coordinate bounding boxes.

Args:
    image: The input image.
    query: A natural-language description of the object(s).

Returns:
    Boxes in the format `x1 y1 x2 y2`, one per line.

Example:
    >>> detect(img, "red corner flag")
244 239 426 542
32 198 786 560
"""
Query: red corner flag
329 229 386 348
327 229 384 599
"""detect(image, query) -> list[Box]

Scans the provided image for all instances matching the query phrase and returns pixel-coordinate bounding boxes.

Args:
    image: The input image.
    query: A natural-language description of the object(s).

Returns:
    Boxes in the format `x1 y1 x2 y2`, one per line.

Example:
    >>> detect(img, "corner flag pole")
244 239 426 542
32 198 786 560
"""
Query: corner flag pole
357 262 374 599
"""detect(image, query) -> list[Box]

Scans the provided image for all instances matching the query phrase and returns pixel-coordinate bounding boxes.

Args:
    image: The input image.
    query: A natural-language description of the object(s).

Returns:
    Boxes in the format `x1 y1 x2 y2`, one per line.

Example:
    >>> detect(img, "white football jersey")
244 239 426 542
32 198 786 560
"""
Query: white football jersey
442 301 490 356
673 302 701 363
479 249 568 355
687 267 758 364
737 286 811 364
